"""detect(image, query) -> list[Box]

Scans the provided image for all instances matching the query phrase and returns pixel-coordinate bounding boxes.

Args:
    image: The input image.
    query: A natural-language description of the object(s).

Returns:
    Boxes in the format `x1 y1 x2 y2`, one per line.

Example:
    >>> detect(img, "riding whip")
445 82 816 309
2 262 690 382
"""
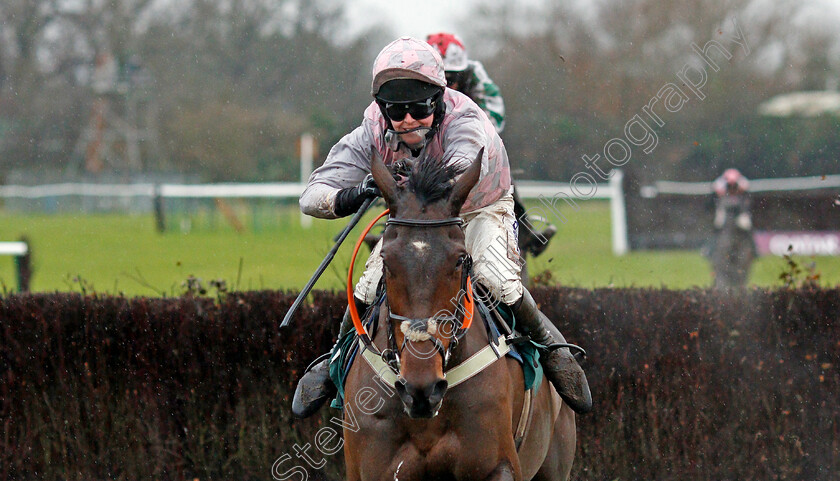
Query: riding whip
280 196 376 329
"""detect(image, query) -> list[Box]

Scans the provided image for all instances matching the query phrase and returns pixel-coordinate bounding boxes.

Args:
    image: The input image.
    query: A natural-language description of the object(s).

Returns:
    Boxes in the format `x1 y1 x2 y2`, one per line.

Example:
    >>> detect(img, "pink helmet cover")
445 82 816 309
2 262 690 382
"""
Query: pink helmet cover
371 36 447 96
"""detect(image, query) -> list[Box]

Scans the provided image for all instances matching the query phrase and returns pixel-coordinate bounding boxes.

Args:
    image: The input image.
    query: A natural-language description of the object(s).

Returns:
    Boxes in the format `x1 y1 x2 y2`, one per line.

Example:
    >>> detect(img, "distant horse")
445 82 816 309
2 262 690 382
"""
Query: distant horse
711 198 755 288
341 151 576 481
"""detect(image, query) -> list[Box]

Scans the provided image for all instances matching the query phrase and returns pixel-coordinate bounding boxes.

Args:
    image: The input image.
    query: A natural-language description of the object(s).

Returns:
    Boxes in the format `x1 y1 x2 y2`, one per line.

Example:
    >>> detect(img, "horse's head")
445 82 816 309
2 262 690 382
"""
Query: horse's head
370 149 482 418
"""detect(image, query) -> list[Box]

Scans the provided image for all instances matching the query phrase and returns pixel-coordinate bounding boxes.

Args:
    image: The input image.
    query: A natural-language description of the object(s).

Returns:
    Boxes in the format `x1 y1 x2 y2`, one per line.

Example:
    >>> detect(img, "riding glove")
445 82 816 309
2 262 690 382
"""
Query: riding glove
334 174 381 217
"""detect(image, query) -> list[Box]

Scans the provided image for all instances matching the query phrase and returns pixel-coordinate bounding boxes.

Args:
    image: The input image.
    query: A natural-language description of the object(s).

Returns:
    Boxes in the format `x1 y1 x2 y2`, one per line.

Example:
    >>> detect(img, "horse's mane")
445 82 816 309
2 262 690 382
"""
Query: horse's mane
406 157 465 206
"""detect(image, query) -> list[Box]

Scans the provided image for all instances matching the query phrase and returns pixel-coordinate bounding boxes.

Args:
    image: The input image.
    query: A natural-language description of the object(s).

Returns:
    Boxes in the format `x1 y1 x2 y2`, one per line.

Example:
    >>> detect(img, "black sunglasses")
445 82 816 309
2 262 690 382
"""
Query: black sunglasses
382 97 437 122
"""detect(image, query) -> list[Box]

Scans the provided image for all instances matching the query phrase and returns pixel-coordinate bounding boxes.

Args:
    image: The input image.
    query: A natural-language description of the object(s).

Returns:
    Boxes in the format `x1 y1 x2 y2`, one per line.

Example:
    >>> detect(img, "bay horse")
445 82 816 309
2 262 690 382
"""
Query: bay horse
341 150 576 481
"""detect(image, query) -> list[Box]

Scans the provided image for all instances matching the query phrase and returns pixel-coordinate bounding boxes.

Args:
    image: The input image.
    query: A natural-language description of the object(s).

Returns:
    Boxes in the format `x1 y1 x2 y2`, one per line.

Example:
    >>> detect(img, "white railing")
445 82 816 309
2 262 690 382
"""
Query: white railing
645 174 840 197
515 170 627 255
0 173 630 255
0 241 30 292
0 182 306 199
0 242 28 256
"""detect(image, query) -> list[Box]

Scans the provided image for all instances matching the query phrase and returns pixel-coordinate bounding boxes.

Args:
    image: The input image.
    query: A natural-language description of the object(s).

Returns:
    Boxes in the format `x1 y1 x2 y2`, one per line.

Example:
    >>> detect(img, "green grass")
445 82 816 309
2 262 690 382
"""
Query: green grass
2 201 839 296
1 207 361 296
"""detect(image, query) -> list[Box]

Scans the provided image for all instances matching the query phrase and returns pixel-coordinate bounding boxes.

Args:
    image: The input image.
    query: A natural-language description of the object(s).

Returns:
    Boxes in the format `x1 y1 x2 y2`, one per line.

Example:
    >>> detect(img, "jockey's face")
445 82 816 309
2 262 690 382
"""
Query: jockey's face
726 182 741 195
391 112 435 147
445 71 466 91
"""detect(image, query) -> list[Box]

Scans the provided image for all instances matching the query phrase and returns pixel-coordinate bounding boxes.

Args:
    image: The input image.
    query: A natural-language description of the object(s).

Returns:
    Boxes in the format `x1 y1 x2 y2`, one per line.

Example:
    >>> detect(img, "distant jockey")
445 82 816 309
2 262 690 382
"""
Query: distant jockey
713 168 752 231
426 32 505 133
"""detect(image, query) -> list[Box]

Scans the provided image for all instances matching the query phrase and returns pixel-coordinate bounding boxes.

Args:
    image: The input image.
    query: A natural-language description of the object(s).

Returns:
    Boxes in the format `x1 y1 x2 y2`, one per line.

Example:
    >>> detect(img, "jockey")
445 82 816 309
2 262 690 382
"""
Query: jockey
426 32 557 258
426 32 505 133
712 168 752 231
292 36 591 419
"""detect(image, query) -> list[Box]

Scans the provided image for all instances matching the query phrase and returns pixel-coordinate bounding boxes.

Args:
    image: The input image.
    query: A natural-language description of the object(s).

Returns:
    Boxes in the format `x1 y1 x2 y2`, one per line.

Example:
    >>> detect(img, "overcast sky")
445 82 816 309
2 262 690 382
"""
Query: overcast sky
344 0 476 39
343 0 840 40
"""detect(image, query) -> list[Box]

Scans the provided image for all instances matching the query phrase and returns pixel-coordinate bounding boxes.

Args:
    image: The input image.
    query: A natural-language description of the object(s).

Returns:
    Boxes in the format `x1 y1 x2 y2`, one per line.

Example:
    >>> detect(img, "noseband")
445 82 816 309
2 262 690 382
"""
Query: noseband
347 211 475 377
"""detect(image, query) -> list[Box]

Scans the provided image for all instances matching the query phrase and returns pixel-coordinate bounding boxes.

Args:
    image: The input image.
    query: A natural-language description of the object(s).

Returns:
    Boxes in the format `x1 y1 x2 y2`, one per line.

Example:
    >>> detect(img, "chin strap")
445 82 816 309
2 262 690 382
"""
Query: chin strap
383 126 435 152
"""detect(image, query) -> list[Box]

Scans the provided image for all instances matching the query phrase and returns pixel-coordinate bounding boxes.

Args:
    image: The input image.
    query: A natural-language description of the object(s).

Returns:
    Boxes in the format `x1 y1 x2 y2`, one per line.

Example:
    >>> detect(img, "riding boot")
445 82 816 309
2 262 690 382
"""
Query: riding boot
526 224 557 257
291 298 367 418
511 290 592 414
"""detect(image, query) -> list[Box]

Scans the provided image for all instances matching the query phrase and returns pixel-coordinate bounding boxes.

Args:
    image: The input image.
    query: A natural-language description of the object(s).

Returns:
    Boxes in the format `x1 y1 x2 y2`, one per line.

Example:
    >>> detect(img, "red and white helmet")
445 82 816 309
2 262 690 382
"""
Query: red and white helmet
371 36 447 97
426 32 469 72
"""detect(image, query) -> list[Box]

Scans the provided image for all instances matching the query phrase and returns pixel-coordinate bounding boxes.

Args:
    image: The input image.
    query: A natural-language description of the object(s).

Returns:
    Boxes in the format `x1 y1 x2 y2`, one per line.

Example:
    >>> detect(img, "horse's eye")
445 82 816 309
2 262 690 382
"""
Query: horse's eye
455 255 466 267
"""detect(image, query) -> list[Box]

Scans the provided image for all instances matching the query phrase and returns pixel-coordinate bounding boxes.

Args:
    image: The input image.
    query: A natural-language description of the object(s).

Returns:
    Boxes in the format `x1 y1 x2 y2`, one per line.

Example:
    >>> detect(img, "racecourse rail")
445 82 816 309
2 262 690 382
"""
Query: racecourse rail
0 173 631 255
0 241 30 292
3 172 838 257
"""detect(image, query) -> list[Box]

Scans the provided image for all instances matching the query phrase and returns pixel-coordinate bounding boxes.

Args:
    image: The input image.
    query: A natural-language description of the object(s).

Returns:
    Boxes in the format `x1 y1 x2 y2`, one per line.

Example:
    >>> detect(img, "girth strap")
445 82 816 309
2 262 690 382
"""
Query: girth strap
514 388 535 451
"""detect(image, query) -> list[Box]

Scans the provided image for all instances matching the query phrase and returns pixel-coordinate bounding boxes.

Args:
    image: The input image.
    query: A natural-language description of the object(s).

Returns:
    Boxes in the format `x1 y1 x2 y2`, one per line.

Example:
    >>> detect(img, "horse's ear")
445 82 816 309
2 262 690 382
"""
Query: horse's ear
449 148 483 214
370 149 397 207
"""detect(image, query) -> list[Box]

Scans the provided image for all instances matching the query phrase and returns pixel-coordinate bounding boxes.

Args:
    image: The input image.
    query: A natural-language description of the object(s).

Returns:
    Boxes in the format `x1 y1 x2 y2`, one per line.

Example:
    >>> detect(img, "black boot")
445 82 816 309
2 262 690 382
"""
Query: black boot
526 224 557 257
511 290 592 414
291 298 366 418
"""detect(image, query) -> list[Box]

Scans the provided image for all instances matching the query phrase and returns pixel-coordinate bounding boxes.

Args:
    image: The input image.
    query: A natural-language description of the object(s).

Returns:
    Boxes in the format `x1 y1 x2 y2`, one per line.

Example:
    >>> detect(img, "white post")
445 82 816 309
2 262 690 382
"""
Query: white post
299 132 314 228
610 169 628 255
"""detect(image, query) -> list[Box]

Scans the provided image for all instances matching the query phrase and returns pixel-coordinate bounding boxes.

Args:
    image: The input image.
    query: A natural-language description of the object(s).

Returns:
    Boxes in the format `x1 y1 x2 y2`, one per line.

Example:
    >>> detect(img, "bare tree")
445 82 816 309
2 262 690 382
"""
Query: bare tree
463 0 836 181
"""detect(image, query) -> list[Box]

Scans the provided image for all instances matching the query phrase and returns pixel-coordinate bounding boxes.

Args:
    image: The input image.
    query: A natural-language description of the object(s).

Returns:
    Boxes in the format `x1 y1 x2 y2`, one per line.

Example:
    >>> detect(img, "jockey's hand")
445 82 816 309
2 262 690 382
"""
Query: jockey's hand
356 174 381 199
334 174 381 217
736 212 752 231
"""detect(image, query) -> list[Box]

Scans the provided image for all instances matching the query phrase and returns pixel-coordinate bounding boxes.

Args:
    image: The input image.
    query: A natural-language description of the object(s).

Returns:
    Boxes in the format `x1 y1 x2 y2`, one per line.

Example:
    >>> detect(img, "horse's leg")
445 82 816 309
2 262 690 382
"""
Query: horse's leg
533 404 576 481
342 361 404 481
448 360 524 481
481 460 518 481
737 232 753 286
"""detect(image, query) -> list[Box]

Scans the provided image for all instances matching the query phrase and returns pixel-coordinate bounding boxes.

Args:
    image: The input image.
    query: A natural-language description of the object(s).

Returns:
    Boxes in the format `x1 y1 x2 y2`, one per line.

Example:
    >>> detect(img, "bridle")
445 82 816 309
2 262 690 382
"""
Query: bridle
347 211 475 376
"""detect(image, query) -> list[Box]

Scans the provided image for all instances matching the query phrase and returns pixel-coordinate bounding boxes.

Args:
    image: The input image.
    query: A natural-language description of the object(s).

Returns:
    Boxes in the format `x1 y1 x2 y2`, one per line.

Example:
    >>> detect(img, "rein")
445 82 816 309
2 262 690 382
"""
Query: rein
347 209 391 348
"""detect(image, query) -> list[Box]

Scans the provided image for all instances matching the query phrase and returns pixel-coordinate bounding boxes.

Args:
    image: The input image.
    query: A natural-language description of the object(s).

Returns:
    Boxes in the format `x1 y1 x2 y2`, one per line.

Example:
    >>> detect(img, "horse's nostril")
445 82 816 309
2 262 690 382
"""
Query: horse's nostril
395 379 414 407
427 379 448 404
